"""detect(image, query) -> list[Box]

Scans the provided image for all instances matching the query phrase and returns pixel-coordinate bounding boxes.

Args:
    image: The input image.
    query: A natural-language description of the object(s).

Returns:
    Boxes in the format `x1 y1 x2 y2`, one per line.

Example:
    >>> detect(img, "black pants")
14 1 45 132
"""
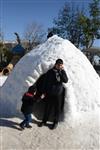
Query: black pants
42 94 62 124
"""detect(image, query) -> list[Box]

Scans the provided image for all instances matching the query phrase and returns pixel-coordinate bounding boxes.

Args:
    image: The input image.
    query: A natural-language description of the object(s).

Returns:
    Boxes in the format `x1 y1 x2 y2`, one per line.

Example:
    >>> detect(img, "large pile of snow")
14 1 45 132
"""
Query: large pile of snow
0 35 100 118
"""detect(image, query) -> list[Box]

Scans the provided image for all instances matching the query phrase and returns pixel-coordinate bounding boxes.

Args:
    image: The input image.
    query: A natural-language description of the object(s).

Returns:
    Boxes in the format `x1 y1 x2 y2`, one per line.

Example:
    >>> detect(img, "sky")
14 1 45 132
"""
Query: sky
0 0 100 47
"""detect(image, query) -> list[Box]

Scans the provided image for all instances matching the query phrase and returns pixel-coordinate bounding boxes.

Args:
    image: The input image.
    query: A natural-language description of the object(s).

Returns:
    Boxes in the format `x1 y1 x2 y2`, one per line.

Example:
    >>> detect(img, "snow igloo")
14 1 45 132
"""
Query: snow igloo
0 35 100 119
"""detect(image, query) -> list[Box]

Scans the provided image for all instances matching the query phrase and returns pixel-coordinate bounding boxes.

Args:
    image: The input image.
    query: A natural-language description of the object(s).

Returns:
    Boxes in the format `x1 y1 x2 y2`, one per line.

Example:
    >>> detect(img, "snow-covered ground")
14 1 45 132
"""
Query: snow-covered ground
0 35 100 150
1 112 100 150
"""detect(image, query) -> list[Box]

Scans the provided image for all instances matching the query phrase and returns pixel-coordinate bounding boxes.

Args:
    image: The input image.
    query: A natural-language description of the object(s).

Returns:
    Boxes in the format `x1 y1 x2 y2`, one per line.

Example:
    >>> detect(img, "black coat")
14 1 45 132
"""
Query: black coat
45 67 68 95
36 73 47 94
44 67 68 116
21 74 47 115
21 93 35 115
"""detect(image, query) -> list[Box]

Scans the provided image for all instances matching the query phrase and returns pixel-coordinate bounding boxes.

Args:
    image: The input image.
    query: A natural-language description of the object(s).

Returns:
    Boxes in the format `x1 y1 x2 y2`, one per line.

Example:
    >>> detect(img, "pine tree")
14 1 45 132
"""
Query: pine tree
49 4 82 47
89 0 100 39
79 0 100 49
49 0 100 49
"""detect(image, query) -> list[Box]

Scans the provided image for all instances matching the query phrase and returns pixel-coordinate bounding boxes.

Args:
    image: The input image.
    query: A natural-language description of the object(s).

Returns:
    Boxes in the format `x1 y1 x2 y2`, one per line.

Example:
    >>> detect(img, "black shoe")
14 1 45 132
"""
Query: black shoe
19 123 25 130
49 123 58 130
26 124 32 128
38 121 46 127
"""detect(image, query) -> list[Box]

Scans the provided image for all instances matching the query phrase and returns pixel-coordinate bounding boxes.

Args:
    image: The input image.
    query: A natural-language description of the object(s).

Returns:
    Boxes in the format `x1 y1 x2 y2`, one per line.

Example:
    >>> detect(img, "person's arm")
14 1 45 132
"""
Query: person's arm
59 69 68 83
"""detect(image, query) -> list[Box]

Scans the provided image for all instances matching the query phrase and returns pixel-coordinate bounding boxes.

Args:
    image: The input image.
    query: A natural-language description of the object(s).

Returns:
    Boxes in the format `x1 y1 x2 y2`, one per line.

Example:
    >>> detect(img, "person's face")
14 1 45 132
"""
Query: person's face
55 63 63 70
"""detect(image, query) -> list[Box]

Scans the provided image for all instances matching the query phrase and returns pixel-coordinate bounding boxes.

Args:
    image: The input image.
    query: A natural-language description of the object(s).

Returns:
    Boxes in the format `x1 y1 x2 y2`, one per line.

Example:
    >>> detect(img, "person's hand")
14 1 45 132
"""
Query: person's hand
40 94 46 99
60 65 64 70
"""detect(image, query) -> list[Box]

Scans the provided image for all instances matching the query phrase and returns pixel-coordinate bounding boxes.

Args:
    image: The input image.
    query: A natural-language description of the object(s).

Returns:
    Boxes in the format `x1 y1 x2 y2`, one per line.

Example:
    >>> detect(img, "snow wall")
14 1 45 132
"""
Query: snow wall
0 35 100 119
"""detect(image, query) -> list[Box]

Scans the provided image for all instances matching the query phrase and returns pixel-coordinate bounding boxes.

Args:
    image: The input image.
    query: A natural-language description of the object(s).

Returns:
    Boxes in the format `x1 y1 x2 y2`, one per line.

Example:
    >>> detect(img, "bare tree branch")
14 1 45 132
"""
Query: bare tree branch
23 22 45 51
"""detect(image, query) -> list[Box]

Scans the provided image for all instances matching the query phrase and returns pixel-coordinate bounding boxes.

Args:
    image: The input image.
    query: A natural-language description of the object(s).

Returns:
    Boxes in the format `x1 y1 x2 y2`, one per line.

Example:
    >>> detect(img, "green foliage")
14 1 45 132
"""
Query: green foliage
89 0 100 17
89 0 100 39
78 0 100 48
49 3 84 48
0 42 13 66
3 48 13 64
50 0 100 49
78 14 93 48
0 42 4 63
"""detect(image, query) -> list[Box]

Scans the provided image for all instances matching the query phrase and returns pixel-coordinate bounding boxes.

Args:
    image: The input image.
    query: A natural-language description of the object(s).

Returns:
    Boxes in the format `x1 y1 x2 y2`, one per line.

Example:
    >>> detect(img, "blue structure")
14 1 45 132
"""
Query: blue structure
12 44 25 55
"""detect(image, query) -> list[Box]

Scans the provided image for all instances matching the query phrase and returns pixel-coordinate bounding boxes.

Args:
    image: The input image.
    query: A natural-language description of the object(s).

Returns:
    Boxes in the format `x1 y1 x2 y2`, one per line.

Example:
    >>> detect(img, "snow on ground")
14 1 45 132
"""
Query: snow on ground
1 112 100 150
0 35 100 149
0 76 8 87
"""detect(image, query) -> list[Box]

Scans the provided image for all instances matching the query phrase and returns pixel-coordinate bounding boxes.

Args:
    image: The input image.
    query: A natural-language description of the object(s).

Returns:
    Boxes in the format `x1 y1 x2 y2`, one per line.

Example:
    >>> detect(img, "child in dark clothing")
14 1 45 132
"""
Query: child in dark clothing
19 73 47 130
19 85 36 130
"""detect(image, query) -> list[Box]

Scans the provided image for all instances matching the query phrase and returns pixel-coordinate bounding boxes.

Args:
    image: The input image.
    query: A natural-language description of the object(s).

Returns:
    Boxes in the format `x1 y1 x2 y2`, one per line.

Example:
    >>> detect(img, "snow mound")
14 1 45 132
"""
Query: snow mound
0 35 100 118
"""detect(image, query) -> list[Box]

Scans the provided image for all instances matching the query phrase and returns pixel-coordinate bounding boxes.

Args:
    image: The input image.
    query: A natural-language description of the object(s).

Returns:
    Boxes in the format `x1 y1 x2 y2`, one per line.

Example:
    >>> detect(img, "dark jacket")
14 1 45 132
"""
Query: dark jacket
21 93 35 115
36 73 47 94
42 67 68 122
21 74 47 114
45 67 68 95
21 85 36 114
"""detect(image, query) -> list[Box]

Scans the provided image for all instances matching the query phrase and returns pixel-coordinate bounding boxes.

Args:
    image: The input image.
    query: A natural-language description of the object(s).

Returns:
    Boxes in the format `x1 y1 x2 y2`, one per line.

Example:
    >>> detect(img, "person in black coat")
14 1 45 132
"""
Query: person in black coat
38 59 68 129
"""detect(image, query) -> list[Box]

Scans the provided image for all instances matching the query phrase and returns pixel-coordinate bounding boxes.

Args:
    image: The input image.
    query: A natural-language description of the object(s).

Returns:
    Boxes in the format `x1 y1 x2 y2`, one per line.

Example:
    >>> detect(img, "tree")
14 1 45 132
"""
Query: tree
0 30 13 70
2 47 13 64
0 30 4 63
78 14 94 49
0 42 13 70
49 0 100 49
89 0 100 40
78 0 100 49
23 22 45 51
49 3 84 48
0 42 4 63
